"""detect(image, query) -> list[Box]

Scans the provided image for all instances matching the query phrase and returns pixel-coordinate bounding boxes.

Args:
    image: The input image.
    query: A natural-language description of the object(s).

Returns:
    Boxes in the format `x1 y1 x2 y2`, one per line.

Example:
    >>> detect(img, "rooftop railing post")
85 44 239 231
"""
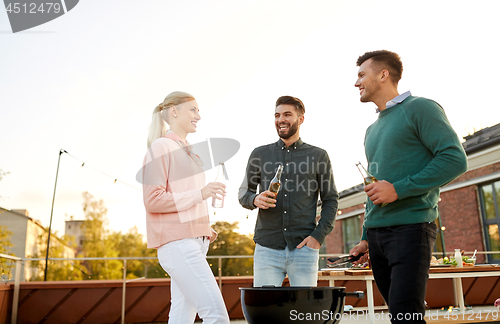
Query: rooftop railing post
121 259 127 324
11 260 21 324
218 257 222 290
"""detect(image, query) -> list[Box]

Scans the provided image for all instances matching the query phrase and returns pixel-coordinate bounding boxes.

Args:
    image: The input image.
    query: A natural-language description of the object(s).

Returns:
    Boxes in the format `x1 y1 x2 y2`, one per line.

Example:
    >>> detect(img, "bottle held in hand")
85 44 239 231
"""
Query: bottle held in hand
356 162 388 207
267 165 283 203
212 162 226 208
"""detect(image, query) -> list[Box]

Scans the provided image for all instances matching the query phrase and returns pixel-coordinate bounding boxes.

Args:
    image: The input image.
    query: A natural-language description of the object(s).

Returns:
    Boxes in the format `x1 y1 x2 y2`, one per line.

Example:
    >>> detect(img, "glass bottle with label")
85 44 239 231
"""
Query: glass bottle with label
268 165 283 200
356 162 388 207
212 162 226 208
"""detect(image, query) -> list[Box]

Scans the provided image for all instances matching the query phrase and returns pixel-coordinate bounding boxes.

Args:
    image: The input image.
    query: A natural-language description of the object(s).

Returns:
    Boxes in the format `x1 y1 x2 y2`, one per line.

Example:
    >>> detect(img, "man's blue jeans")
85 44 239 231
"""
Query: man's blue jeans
253 243 319 287
367 222 437 323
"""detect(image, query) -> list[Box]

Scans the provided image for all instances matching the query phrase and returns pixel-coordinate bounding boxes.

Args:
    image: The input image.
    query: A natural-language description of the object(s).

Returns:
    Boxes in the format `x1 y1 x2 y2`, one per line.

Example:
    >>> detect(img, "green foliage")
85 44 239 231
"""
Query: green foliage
80 192 165 280
81 192 122 280
0 226 14 279
107 227 165 279
0 226 13 255
207 221 254 276
29 193 258 282
30 230 84 281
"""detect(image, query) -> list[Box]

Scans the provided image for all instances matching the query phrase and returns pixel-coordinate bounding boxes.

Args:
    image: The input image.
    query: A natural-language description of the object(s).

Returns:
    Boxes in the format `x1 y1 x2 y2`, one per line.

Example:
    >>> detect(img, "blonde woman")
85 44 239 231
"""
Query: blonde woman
142 91 229 324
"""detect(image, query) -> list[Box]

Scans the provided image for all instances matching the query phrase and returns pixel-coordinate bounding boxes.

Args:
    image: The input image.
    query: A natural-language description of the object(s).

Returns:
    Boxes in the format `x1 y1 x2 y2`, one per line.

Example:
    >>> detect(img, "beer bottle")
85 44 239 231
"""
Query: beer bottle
356 162 387 207
356 161 377 185
212 162 226 208
268 165 283 198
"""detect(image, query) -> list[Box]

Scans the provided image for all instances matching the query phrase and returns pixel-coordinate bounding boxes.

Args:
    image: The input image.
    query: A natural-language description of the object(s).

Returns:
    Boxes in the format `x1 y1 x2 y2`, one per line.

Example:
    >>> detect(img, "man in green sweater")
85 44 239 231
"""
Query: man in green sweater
350 50 468 323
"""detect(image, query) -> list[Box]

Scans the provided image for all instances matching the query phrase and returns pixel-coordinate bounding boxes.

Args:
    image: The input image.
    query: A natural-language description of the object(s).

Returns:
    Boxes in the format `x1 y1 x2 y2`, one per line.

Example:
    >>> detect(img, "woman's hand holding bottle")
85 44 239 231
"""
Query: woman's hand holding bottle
202 182 226 201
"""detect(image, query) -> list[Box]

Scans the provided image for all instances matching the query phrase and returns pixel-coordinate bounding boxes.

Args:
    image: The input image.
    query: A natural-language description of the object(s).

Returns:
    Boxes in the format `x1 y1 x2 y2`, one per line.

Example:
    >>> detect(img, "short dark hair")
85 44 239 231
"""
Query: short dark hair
356 50 403 84
275 96 305 115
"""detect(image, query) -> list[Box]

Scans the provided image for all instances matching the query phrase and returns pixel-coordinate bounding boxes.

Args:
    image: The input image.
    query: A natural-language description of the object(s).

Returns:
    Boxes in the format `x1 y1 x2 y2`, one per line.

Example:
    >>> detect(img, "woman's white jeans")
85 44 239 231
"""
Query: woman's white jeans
157 237 230 324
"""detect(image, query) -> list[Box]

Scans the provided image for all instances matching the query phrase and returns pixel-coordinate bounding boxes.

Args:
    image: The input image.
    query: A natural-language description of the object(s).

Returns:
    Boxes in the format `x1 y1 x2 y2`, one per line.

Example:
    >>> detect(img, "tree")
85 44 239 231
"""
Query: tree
207 221 255 276
108 227 166 279
0 170 13 279
75 192 166 280
30 230 84 281
0 226 14 280
81 192 122 280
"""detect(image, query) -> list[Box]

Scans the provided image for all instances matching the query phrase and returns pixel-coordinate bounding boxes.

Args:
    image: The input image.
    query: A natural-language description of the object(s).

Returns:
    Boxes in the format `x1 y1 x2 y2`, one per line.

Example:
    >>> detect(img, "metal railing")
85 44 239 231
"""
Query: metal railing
0 253 22 324
2 251 499 324
0 254 261 324
0 253 338 324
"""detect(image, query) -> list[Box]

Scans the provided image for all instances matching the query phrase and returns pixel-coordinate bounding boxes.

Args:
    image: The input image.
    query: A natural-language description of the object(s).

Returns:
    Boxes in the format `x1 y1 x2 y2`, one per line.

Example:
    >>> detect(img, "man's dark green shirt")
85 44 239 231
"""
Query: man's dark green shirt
239 138 339 250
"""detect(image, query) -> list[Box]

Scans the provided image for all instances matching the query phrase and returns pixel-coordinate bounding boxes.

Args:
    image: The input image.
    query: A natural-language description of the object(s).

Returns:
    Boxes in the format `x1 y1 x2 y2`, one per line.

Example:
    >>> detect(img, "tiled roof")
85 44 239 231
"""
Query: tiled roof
339 183 365 198
462 123 500 154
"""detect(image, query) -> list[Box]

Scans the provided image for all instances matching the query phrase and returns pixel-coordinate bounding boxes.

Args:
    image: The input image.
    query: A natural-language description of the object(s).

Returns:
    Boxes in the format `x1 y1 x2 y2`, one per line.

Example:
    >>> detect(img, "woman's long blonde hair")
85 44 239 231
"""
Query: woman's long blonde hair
147 91 195 148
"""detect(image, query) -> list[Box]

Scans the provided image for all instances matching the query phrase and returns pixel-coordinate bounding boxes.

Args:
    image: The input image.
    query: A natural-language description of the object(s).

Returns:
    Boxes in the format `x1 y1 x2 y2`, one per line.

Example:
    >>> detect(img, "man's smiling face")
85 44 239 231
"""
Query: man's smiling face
275 104 303 140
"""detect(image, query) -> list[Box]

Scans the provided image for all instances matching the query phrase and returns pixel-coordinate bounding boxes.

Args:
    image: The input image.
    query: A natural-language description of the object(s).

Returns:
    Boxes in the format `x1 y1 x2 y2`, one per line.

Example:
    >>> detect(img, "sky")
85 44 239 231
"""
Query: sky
1 0 500 239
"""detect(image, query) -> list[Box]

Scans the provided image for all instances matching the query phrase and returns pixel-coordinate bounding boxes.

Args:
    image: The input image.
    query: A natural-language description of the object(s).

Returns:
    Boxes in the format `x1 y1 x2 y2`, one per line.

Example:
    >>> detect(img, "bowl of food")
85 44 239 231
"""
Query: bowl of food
431 254 476 267
240 286 364 324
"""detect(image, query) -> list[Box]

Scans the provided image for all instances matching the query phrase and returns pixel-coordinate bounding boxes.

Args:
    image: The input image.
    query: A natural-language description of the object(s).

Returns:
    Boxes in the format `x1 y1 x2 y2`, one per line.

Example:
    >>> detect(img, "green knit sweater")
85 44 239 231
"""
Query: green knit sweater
361 96 467 240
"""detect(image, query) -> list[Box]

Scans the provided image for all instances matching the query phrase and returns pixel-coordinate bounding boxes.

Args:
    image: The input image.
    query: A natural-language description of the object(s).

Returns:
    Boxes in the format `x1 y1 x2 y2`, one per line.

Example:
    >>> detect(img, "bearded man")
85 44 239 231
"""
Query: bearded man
239 95 339 287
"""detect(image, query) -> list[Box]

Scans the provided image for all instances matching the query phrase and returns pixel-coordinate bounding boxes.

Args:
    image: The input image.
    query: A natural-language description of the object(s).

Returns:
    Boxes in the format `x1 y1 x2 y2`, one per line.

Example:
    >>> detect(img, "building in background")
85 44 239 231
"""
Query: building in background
65 219 85 254
0 208 76 281
325 123 500 264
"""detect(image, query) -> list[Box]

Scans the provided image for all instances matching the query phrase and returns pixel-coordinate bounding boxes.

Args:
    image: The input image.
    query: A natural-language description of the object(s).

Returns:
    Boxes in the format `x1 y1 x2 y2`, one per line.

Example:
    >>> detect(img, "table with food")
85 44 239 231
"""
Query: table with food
319 251 500 324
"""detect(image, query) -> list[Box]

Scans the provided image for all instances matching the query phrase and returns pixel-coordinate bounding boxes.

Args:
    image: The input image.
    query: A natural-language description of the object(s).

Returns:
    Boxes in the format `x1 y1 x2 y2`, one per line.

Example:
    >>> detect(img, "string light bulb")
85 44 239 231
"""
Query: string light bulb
62 150 141 190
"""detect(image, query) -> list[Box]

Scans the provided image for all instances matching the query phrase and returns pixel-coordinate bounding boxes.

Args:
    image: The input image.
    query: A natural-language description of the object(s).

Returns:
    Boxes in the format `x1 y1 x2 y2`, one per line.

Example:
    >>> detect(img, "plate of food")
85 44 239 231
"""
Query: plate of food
474 264 499 267
430 264 453 268
430 255 476 267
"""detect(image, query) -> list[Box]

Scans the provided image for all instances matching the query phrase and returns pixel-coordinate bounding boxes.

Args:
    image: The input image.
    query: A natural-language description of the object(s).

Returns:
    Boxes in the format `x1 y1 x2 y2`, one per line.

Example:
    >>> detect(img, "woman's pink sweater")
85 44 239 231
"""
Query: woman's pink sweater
142 132 212 249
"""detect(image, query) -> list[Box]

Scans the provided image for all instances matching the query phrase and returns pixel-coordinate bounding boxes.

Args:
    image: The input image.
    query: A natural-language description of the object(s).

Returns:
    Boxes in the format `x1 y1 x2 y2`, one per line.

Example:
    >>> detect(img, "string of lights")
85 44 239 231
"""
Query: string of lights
44 148 141 280
63 150 142 191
